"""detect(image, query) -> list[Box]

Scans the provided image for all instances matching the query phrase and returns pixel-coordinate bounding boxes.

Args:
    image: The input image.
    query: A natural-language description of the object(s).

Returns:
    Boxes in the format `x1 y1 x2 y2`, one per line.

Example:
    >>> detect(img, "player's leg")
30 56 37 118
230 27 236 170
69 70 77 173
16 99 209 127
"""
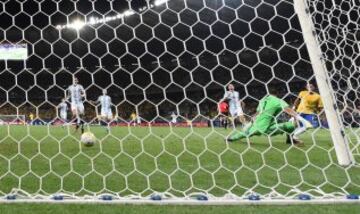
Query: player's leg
287 113 315 144
71 103 79 132
137 117 141 125
99 109 107 131
60 112 67 127
229 108 237 128
77 103 85 133
237 107 247 127
219 115 224 128
99 115 110 132
74 110 80 132
264 121 303 146
105 110 112 132
171 118 177 126
223 113 229 129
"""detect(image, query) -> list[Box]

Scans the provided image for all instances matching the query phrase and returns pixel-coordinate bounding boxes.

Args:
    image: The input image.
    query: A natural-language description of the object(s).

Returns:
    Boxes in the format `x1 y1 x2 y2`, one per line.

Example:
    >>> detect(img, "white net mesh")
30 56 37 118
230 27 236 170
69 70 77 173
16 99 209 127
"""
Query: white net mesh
0 0 359 202
306 0 360 162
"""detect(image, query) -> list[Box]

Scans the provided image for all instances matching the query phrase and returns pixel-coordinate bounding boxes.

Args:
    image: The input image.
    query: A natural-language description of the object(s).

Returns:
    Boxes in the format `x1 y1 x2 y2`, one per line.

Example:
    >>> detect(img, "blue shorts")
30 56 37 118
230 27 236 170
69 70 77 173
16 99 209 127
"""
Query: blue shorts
299 113 319 128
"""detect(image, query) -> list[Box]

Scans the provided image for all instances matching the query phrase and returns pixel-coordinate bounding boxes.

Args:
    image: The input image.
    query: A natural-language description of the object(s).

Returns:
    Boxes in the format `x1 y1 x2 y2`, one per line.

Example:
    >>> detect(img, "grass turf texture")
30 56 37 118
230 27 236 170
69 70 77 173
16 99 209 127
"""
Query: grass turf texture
1 204 360 214
0 125 359 198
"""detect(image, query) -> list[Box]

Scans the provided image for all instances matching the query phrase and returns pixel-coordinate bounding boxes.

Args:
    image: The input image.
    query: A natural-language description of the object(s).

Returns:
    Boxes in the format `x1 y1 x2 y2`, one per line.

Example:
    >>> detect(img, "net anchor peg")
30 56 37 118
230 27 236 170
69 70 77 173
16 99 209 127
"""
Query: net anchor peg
346 194 359 200
248 194 260 201
6 194 16 200
298 194 311 200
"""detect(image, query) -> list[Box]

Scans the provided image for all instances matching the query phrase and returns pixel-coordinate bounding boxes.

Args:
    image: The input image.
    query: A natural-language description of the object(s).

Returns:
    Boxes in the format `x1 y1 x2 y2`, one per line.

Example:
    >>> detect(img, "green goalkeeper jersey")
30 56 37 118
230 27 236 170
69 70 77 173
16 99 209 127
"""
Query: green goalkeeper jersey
252 95 289 132
229 95 294 140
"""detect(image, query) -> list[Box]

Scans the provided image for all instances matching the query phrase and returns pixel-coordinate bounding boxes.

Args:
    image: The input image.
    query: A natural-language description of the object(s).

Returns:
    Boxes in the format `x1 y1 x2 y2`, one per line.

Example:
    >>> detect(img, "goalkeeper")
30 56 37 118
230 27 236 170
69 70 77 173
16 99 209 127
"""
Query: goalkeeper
227 86 312 145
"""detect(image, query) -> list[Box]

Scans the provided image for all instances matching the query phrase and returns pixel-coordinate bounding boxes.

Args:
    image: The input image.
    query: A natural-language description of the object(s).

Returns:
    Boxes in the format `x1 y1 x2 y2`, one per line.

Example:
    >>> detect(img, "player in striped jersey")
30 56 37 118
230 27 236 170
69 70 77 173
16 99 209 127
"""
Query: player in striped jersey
58 98 68 124
66 77 86 133
93 89 112 132
222 84 246 127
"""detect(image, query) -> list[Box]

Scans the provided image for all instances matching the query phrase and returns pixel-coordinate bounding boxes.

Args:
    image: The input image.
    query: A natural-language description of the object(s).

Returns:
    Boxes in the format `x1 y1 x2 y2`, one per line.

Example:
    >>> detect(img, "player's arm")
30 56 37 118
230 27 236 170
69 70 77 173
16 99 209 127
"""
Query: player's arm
279 98 301 121
292 92 303 110
284 107 299 119
292 98 300 110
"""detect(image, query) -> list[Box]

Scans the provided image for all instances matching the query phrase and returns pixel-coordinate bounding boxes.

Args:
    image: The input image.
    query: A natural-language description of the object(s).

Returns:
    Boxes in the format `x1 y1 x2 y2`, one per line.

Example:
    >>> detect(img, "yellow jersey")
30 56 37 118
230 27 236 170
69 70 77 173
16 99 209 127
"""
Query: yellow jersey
29 113 34 120
296 90 323 114
130 113 136 120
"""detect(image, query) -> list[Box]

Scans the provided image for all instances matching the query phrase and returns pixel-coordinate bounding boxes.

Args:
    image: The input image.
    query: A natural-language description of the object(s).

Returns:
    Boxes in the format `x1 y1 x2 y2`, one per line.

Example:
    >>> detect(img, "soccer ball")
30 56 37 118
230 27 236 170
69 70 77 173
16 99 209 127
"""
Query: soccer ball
80 132 96 147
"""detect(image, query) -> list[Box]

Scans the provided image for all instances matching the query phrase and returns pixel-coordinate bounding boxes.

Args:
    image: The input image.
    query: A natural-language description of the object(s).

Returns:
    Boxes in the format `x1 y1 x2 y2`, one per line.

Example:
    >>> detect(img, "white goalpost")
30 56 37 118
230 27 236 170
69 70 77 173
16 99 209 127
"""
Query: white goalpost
0 0 359 204
293 0 353 166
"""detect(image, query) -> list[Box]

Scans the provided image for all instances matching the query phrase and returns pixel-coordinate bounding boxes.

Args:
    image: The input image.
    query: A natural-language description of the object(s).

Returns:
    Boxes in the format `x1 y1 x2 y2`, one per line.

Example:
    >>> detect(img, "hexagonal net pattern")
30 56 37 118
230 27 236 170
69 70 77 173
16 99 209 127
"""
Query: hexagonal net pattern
306 0 360 163
0 0 358 202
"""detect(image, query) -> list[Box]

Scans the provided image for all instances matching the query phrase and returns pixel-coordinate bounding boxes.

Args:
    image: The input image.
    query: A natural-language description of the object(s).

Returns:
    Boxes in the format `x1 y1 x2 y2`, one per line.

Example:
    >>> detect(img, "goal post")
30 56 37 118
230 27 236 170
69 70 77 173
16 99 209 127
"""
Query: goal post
293 0 353 166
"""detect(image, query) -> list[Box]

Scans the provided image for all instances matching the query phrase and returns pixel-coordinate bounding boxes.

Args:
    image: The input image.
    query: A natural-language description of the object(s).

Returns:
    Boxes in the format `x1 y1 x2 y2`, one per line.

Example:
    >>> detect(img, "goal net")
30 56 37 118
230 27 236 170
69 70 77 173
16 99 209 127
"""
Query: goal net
305 0 360 162
0 0 358 203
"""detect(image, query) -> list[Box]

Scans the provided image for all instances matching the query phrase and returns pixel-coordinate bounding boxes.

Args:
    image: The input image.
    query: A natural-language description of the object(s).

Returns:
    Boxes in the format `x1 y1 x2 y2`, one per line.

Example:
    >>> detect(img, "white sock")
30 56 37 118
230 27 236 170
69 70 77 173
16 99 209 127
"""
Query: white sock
295 115 308 126
77 116 80 124
293 126 307 140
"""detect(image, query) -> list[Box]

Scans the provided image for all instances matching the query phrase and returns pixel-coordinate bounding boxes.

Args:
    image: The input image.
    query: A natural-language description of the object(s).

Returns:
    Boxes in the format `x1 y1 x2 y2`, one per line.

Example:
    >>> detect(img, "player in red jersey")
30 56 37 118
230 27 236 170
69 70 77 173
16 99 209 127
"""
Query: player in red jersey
218 101 229 129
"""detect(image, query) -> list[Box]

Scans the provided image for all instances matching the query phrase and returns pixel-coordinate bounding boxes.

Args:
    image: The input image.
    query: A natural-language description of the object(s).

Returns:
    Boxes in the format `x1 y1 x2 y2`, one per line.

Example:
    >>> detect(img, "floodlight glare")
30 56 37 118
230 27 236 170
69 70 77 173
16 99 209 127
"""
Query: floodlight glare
88 17 96 25
70 19 85 30
154 0 168 6
124 10 135 16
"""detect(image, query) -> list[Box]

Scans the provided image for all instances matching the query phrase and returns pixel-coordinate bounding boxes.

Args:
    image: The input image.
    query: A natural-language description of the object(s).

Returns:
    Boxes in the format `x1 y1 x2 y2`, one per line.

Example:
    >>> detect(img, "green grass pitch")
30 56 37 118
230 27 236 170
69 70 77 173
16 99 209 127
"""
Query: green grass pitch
0 125 359 213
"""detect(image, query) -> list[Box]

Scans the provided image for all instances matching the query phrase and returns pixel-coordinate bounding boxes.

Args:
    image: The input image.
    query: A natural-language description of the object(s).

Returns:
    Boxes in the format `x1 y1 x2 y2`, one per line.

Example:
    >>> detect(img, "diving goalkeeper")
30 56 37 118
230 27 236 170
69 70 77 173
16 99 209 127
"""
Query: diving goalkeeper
226 86 312 145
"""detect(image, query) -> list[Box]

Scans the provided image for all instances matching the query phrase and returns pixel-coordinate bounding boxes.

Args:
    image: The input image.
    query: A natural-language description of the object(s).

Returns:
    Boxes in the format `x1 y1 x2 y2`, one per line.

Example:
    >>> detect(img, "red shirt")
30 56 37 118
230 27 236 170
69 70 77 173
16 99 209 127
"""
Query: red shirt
218 101 229 113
